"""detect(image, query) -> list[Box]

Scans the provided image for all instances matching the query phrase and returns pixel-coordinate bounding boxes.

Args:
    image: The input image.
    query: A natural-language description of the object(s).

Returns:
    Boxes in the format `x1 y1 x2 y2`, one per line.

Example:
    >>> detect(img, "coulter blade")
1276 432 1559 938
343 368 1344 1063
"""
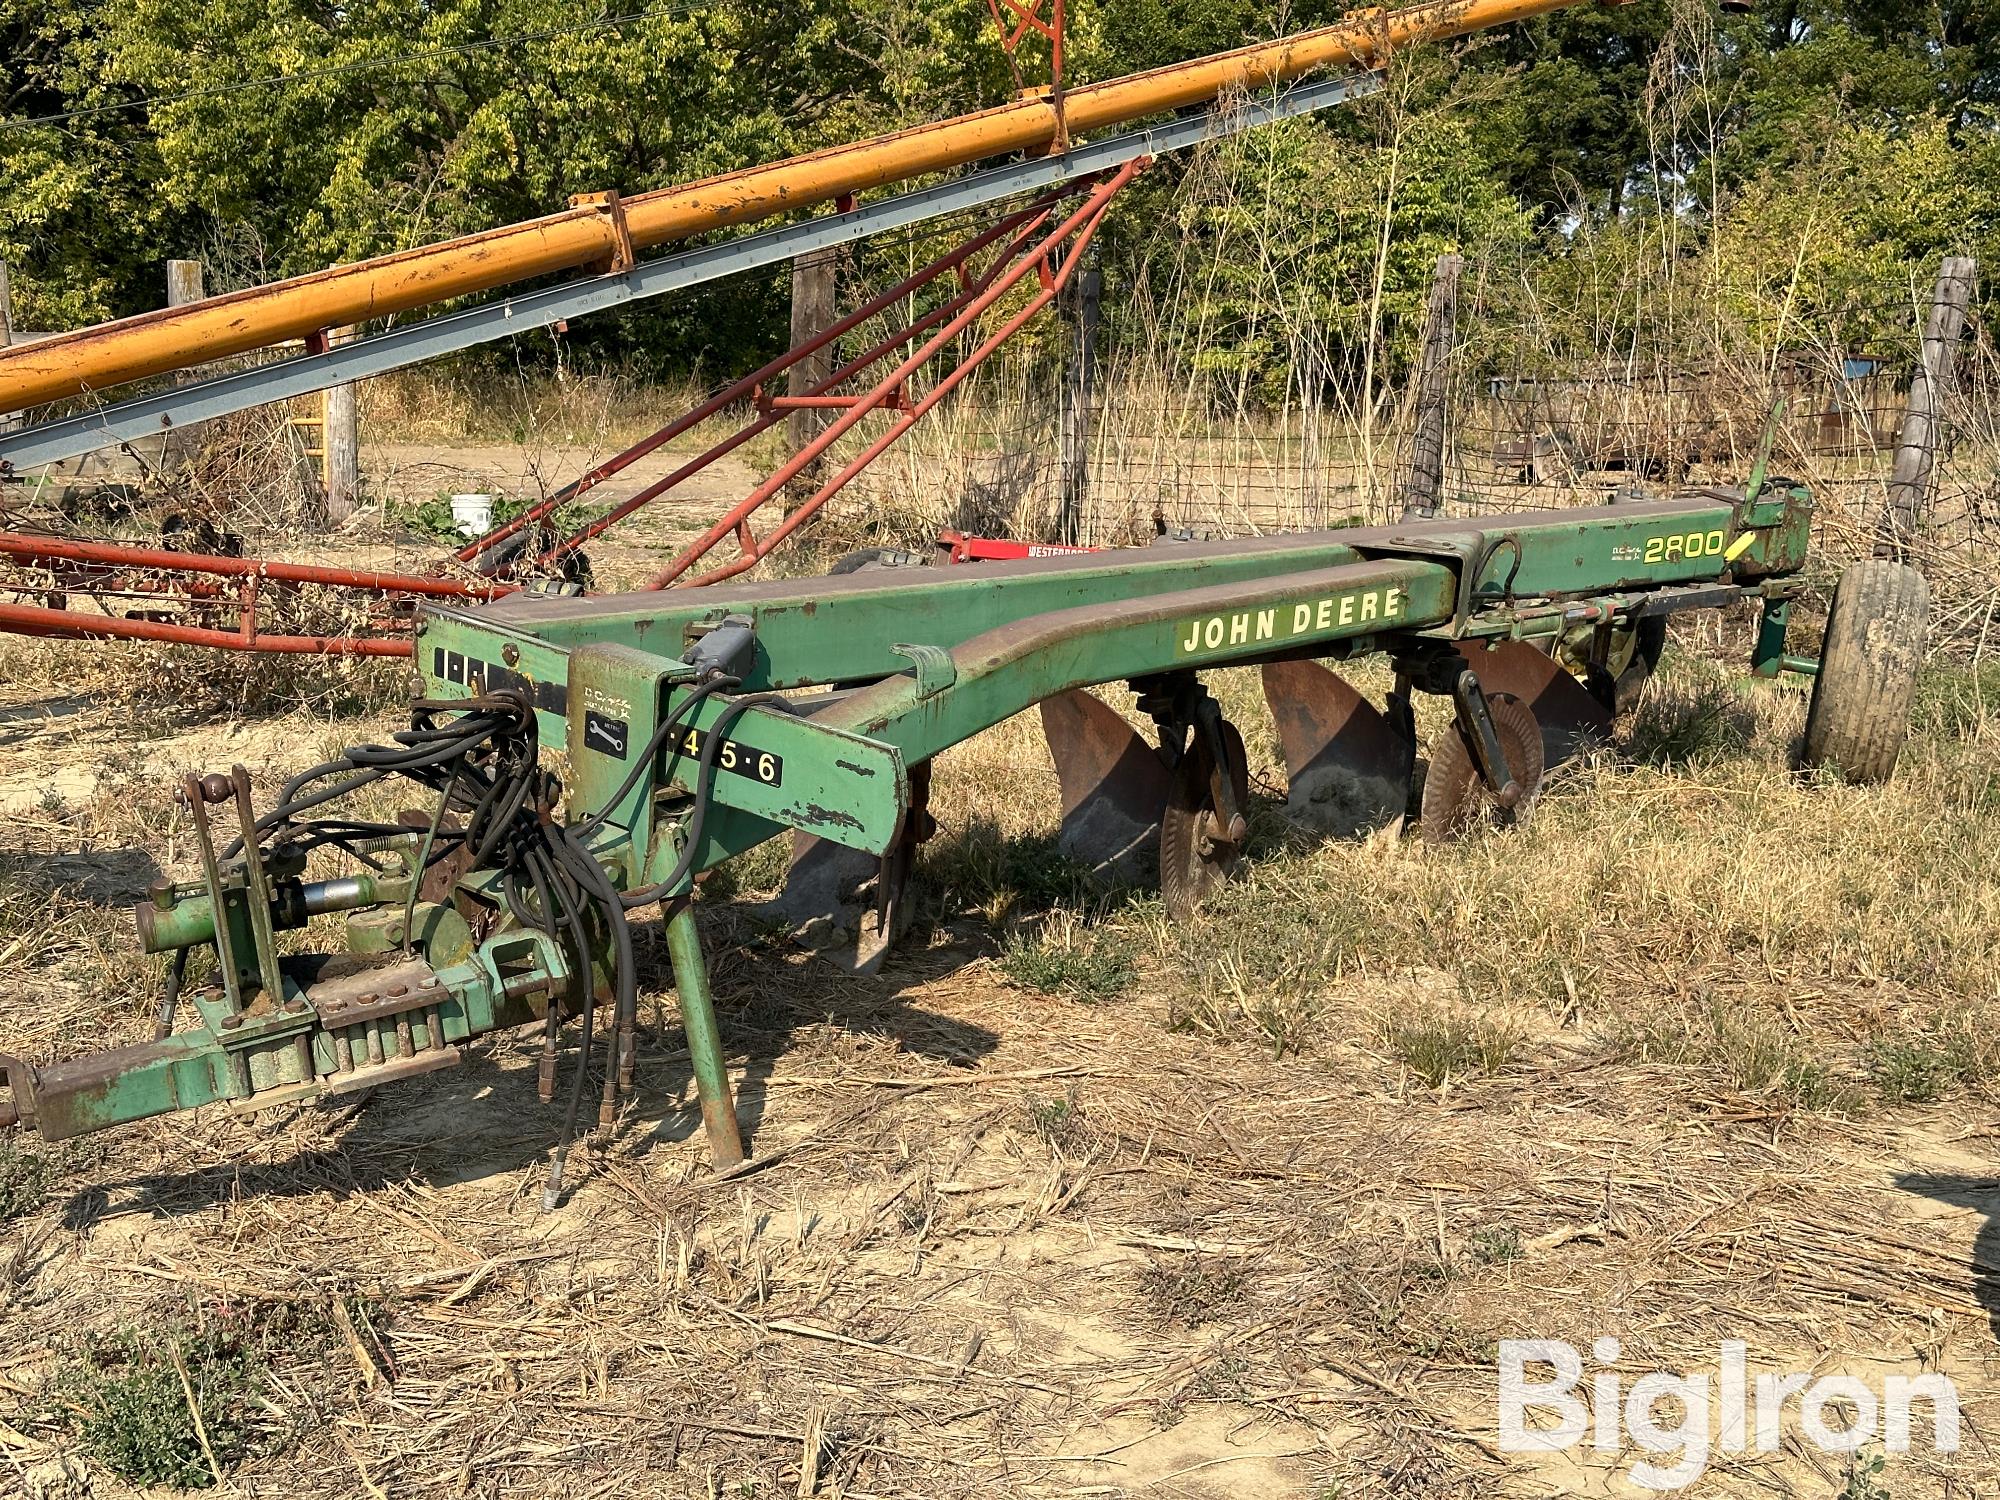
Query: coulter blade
1039 689 1172 882
1259 660 1412 836
1455 641 1612 766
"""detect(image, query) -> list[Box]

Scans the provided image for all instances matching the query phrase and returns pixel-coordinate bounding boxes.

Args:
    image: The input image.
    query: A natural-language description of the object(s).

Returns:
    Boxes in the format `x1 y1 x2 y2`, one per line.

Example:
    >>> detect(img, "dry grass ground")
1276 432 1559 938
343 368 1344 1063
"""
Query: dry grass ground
0 608 1998 1500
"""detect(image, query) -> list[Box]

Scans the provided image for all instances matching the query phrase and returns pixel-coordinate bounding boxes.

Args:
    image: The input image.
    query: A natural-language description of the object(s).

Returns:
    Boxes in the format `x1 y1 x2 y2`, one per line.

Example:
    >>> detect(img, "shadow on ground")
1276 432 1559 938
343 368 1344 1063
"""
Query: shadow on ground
1897 1173 2000 1341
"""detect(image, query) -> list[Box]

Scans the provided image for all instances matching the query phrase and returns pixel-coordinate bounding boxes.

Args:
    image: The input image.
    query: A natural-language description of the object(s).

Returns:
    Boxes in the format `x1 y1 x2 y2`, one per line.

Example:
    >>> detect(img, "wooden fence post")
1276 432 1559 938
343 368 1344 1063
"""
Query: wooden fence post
1398 252 1462 522
784 247 840 512
1057 252 1101 545
166 259 205 312
0 262 14 436
323 326 361 524
1877 255 1977 558
158 261 207 470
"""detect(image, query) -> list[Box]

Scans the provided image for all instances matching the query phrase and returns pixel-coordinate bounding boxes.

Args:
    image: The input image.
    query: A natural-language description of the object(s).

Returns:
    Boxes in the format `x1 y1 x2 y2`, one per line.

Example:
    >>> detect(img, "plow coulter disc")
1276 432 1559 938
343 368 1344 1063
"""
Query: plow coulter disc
1419 693 1545 843
1039 690 1174 883
1160 718 1250 921
1456 641 1612 767
1259 660 1413 836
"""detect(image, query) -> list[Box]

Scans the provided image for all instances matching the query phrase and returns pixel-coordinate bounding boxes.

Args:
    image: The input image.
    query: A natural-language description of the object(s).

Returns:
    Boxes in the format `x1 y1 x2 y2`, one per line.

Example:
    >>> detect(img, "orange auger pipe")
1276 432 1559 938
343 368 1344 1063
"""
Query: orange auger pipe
0 0 1587 416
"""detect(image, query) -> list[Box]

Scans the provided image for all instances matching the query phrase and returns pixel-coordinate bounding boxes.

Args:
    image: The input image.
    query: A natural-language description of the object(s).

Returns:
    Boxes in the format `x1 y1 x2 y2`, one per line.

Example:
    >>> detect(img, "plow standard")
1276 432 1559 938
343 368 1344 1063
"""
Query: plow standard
0 480 1930 1206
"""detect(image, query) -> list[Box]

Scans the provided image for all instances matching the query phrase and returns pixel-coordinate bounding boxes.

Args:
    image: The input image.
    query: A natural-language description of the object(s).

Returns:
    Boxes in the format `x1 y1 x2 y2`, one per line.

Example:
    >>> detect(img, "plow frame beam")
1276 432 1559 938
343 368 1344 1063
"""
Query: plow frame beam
418 493 1811 880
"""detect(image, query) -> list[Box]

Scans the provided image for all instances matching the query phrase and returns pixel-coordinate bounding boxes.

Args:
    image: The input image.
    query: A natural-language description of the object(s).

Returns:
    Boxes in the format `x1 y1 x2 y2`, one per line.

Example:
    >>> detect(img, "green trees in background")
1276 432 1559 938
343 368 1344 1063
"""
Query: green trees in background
3 0 205 328
0 0 1992 386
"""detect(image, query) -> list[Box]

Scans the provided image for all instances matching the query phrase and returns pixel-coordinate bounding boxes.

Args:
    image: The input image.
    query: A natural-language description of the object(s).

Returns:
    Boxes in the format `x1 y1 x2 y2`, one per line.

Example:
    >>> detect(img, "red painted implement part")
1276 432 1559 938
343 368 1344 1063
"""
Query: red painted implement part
641 161 1141 589
0 600 414 655
0 533 510 600
986 0 1069 145
0 170 1133 653
937 530 1097 563
0 531 506 656
478 178 1116 582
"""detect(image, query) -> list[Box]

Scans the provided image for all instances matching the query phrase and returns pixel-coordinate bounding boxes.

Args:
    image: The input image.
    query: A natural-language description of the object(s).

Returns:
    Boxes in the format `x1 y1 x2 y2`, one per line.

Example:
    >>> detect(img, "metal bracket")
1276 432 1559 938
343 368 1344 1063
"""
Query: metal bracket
568 190 637 275
892 642 957 698
1191 692 1248 844
1450 670 1522 808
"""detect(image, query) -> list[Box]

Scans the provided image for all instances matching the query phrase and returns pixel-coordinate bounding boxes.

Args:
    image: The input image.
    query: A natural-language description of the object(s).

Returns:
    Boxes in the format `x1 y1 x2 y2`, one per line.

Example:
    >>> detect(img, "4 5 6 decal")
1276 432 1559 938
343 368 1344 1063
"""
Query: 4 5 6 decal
671 726 784 787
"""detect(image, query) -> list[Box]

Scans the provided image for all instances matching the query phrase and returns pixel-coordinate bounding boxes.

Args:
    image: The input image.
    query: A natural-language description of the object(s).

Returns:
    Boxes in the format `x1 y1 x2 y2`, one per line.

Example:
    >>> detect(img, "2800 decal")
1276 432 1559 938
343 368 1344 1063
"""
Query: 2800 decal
1641 528 1727 565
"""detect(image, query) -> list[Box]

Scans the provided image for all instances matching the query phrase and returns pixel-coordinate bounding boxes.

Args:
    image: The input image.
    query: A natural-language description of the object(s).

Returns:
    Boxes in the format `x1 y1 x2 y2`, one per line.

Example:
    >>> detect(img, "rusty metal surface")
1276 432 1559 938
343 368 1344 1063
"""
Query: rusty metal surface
1158 716 1248 920
1420 692 1545 843
1259 659 1411 836
1456 640 1613 766
1039 689 1172 882
322 1045 462 1097
308 956 446 1030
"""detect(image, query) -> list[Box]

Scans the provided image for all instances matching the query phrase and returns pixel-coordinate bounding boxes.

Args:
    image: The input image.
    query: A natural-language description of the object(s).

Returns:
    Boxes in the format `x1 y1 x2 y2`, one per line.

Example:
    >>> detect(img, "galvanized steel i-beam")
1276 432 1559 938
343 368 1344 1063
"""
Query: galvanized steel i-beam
0 71 1378 476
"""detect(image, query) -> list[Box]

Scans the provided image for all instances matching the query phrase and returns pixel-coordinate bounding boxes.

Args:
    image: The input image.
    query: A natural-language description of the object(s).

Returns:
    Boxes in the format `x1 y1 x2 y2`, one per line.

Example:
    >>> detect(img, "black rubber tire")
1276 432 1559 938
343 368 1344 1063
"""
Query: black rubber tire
1802 560 1929 783
828 546 925 575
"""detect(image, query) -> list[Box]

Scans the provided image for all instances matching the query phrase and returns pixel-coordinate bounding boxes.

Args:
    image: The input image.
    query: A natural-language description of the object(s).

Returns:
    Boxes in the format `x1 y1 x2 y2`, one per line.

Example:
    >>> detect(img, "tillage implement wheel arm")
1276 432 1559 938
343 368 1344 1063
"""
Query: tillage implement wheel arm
6 485 1909 1194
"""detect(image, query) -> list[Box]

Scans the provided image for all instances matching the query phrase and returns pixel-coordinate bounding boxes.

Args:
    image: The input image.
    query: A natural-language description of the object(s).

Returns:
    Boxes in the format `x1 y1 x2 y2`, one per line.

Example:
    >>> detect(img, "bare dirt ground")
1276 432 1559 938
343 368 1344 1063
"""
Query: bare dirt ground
1 440 1998 1500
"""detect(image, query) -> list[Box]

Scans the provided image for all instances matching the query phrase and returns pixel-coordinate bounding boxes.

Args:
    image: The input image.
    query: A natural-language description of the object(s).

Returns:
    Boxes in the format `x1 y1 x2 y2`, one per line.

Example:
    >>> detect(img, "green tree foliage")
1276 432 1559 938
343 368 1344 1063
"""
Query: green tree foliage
0 0 1991 386
1137 103 1531 399
1 0 205 327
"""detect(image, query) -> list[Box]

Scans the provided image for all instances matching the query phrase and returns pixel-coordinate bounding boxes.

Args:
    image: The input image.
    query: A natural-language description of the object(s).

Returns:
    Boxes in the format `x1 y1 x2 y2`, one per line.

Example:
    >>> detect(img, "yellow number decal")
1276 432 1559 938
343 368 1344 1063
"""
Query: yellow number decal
1645 529 1729 566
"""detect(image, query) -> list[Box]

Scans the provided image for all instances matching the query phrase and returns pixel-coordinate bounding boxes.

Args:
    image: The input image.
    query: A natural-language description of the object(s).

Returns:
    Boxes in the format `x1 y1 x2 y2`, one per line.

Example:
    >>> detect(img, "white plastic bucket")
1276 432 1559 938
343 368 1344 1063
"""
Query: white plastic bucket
449 492 494 537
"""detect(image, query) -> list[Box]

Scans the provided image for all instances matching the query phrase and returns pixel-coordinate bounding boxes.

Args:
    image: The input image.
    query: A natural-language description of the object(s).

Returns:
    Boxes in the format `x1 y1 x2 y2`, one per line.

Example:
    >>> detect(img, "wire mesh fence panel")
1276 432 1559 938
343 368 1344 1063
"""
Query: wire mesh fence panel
705 182 1998 644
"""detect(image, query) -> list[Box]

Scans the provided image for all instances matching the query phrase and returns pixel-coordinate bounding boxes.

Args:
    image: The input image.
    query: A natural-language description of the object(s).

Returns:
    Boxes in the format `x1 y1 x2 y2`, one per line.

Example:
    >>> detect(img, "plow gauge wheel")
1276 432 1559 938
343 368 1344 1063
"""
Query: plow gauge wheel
1159 718 1250 920
1802 559 1928 784
1420 693 1545 844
